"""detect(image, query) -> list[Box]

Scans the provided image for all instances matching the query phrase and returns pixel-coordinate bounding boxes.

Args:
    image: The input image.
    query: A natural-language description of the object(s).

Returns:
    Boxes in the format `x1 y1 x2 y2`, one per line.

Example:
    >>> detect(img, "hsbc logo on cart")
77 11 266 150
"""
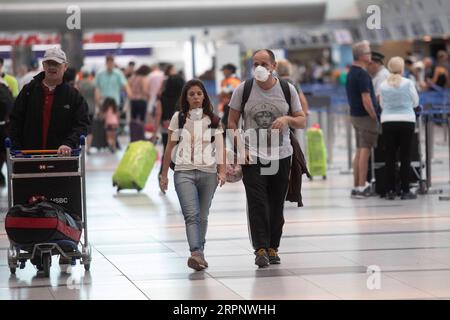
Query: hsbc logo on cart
51 197 69 204
39 165 55 170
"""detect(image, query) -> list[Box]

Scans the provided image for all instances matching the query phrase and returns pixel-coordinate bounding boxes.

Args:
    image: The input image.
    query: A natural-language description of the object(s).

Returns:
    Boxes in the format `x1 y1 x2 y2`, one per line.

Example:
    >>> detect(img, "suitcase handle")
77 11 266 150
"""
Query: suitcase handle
10 148 81 156
4 136 85 156
19 150 60 154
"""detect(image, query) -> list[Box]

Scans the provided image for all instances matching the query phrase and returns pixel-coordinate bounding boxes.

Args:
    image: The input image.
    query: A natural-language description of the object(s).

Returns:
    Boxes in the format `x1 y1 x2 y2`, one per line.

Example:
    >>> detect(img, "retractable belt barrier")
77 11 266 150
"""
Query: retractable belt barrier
301 85 450 188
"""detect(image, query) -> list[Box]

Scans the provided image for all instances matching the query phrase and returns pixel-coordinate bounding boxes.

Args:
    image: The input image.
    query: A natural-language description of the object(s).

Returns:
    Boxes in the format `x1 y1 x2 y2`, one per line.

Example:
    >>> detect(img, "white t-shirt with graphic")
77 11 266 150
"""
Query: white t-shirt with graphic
169 111 224 173
229 79 302 160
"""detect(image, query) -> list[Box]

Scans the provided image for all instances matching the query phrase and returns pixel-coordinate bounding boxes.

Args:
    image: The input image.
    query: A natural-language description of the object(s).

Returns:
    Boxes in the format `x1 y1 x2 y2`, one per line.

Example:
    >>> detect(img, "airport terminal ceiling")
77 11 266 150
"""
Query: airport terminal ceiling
0 0 329 31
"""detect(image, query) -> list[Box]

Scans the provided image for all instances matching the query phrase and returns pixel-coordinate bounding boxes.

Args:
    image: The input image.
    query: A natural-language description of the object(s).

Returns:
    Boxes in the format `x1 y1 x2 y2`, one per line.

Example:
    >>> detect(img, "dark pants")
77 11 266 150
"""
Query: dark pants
0 123 9 184
242 156 291 251
130 100 147 122
382 121 415 193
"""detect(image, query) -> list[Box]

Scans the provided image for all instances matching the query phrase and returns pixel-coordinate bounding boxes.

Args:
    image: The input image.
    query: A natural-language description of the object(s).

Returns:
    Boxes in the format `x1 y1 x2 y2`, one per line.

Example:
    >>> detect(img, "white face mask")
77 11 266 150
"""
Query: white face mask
253 65 270 82
189 107 203 121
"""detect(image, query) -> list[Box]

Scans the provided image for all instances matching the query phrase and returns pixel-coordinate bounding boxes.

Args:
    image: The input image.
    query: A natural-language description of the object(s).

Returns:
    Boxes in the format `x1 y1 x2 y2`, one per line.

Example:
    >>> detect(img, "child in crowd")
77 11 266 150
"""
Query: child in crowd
100 98 120 153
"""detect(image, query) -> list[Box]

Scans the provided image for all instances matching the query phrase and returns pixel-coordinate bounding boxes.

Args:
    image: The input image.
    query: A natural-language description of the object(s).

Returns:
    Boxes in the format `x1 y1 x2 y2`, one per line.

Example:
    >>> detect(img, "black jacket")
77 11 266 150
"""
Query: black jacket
0 82 14 152
286 131 311 207
9 72 89 150
0 82 13 122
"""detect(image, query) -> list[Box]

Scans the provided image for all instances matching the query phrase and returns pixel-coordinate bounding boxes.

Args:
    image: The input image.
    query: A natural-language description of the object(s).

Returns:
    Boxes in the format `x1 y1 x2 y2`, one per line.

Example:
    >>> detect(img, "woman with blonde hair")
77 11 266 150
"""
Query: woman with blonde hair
378 56 419 200
276 59 309 115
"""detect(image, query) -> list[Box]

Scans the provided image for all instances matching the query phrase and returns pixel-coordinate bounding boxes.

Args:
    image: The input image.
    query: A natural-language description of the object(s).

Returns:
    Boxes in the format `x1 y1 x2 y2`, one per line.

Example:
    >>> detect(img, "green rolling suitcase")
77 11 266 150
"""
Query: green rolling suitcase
306 125 327 179
112 141 158 191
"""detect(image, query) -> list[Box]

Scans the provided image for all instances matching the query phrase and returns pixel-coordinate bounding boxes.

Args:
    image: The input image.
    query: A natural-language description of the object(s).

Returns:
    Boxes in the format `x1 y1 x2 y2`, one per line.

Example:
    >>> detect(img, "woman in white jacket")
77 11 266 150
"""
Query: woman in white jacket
159 79 226 271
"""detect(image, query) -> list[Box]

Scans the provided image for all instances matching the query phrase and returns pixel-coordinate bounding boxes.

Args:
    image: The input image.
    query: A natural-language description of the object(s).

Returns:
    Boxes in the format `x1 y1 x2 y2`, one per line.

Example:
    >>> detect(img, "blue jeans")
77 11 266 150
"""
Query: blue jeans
174 170 218 253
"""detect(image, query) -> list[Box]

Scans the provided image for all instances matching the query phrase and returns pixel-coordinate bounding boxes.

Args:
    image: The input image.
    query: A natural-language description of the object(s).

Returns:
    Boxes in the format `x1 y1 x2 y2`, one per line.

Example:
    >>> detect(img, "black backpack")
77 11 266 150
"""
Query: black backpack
241 77 292 116
0 82 14 122
169 111 221 170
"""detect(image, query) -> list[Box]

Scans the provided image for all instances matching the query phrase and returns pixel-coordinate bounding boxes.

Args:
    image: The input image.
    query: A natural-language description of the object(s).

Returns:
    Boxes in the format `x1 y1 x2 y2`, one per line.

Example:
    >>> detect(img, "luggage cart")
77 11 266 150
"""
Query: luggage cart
414 106 428 194
367 107 427 196
4 136 91 277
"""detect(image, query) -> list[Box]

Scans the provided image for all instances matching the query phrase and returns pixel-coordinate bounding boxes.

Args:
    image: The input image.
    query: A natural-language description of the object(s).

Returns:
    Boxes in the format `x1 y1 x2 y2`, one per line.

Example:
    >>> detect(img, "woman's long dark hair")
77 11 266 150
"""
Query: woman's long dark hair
134 65 151 76
101 97 118 114
178 79 215 121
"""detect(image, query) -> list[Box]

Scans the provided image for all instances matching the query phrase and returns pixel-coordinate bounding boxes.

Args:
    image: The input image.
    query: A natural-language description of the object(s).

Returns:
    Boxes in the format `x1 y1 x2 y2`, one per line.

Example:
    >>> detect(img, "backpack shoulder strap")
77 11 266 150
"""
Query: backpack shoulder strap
208 113 221 143
209 114 221 129
278 78 292 115
178 111 186 129
241 78 292 115
241 78 254 116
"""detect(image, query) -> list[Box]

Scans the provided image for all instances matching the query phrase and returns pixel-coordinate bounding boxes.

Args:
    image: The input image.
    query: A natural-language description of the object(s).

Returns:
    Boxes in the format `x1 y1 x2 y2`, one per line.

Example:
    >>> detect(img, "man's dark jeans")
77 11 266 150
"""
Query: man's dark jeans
242 156 291 251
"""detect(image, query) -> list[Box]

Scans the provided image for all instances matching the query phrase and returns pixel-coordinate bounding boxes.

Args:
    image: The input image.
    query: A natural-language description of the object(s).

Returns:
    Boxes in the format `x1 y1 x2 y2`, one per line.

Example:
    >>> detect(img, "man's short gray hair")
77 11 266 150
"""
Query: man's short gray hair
352 40 370 60
276 59 292 77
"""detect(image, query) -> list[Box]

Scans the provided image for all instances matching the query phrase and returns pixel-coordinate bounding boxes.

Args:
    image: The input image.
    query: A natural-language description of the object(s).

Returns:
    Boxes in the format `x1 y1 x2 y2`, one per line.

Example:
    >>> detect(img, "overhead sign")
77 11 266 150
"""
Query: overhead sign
0 33 123 46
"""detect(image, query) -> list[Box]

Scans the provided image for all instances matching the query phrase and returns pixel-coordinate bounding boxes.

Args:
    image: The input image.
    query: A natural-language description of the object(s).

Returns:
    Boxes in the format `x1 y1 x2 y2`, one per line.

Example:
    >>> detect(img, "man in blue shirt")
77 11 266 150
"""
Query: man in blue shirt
94 55 131 108
345 40 379 199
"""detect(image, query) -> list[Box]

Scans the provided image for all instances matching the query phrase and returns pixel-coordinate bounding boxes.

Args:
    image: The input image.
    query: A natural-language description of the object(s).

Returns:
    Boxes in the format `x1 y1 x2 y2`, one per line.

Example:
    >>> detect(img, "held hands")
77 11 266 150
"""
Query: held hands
159 174 168 194
57 145 72 156
217 171 226 187
271 116 289 130
236 148 252 165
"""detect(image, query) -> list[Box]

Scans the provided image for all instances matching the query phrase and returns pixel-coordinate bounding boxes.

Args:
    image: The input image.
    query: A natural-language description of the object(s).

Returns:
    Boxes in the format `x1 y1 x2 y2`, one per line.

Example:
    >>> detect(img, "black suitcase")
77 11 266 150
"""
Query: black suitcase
11 157 82 217
91 117 108 149
368 133 421 196
129 120 145 142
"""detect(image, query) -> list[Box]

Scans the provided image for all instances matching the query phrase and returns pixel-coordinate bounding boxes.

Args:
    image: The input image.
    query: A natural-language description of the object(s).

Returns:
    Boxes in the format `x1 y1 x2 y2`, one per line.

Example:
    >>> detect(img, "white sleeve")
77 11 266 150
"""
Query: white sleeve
228 82 245 112
214 122 224 135
168 112 179 131
378 82 384 109
409 80 419 107
168 112 180 141
289 83 302 113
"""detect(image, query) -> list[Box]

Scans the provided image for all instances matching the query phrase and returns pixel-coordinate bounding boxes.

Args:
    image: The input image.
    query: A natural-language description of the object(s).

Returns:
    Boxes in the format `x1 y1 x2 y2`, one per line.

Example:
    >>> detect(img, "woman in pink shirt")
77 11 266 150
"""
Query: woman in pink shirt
101 98 119 152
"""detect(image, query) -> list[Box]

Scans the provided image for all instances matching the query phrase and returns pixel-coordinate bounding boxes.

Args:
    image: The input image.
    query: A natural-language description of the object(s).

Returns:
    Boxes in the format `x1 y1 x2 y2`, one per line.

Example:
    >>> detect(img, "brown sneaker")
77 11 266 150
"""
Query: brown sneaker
254 248 269 268
267 248 281 264
187 251 207 271
199 252 208 268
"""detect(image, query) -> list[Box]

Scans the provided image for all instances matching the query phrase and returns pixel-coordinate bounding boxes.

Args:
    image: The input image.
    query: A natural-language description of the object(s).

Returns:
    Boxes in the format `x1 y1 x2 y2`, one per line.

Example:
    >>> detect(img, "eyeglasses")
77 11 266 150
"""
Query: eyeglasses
43 60 63 67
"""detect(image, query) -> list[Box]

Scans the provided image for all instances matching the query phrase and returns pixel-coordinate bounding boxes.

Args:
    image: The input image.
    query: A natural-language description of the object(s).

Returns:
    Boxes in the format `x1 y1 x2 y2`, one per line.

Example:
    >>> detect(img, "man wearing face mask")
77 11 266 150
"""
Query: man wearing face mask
227 49 306 268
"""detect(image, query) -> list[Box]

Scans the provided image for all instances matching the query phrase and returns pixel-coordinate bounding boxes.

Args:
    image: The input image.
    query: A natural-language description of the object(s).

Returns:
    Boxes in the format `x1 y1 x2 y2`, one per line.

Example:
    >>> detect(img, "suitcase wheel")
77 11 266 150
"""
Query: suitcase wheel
81 245 92 271
132 182 142 192
418 180 428 194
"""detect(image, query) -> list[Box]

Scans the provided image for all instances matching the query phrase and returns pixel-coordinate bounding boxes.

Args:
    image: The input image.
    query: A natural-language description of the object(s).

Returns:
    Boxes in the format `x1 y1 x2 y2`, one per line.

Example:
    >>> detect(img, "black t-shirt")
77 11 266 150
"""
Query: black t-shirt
346 65 378 117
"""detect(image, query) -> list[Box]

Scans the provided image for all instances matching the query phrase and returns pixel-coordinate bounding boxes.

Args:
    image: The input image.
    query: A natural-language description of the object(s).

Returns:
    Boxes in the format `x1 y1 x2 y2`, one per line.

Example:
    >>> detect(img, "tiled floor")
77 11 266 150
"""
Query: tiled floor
1 122 450 300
